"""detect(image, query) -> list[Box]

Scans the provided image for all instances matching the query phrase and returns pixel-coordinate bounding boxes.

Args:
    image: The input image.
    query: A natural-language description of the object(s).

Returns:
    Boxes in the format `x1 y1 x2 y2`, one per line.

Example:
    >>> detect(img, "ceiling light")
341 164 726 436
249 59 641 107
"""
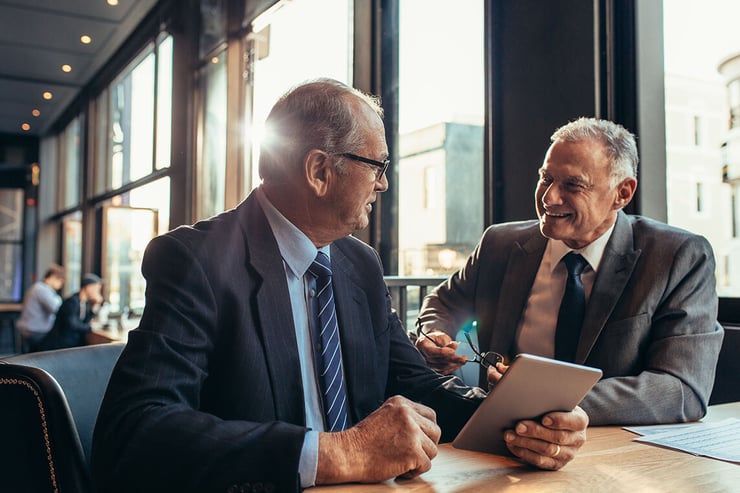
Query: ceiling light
21 123 31 131
211 56 219 64
80 35 92 44
107 0 119 5
32 109 40 117
43 91 53 100
62 64 72 73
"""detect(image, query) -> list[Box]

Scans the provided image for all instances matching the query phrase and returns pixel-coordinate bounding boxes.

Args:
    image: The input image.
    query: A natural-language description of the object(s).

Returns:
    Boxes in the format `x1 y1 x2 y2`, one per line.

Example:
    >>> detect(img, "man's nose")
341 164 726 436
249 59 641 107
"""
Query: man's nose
376 171 389 192
542 183 562 205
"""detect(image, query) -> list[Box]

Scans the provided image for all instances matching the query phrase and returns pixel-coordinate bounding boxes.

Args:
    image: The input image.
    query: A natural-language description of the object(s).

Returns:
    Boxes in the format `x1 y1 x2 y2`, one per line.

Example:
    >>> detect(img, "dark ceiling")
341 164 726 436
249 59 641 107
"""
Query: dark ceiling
0 0 158 138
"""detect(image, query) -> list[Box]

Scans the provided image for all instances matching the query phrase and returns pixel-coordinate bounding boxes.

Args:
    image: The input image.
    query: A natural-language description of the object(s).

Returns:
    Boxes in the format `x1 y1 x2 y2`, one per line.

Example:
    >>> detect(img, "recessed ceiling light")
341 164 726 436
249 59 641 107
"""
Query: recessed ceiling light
32 109 41 117
80 35 92 44
43 91 53 100
62 64 72 73
211 56 219 64
21 123 31 131
107 0 119 5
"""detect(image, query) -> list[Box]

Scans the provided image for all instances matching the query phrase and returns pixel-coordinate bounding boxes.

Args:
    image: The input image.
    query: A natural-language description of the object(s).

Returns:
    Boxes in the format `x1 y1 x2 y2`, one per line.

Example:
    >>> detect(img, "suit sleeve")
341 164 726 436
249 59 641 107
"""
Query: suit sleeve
92 234 305 493
580 234 724 425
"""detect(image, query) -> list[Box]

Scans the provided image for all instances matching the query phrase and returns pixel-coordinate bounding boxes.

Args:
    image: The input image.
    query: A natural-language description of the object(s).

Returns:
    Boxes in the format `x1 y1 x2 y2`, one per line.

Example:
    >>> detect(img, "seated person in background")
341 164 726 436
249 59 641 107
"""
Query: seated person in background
92 79 588 493
39 273 104 351
415 117 724 426
17 264 65 352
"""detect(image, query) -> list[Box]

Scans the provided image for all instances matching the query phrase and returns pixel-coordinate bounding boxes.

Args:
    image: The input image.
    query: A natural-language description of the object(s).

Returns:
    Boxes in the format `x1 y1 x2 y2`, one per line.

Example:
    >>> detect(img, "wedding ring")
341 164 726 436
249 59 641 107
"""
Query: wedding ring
553 445 561 458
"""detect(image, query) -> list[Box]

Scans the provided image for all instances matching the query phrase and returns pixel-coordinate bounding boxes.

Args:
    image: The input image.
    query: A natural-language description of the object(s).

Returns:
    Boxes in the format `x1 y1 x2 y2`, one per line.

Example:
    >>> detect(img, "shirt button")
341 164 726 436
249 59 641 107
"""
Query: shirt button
309 288 316 297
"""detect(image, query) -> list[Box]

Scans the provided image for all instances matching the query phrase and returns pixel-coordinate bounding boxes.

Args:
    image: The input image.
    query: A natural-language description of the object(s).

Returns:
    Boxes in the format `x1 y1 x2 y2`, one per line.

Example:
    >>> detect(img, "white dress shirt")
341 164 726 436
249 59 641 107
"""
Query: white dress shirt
515 224 615 357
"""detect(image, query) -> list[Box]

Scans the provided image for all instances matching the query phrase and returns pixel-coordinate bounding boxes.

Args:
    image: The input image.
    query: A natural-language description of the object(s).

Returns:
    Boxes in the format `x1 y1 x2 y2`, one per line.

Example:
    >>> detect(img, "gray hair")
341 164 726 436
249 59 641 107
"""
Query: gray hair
258 78 383 181
551 117 638 187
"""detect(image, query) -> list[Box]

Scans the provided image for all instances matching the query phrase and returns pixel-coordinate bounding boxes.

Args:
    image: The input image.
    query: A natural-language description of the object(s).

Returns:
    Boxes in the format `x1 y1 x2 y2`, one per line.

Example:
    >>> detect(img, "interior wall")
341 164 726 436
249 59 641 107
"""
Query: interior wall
490 0 598 223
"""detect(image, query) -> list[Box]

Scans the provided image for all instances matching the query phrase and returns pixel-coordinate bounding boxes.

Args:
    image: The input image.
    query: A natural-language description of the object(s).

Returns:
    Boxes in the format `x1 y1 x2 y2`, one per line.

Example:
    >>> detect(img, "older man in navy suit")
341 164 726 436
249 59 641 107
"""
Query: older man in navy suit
416 117 724 426
92 80 588 493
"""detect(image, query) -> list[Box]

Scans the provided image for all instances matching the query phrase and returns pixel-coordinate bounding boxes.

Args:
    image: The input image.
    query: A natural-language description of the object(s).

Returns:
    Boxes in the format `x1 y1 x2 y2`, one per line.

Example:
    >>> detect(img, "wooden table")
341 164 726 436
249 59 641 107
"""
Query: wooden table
312 403 740 492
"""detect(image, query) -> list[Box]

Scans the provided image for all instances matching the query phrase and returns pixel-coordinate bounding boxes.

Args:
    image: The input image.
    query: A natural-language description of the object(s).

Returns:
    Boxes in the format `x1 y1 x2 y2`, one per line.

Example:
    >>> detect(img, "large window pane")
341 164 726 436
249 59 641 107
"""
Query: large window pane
245 0 353 191
397 0 484 276
61 117 81 210
0 189 23 301
62 211 82 296
102 178 169 319
96 35 172 193
102 205 156 316
156 35 174 170
93 88 110 196
196 50 227 220
664 0 740 296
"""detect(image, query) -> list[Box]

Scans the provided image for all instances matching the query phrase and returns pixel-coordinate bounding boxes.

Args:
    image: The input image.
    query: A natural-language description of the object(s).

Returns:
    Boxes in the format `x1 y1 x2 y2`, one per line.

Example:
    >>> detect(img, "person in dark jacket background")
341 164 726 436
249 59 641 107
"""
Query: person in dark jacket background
39 273 104 350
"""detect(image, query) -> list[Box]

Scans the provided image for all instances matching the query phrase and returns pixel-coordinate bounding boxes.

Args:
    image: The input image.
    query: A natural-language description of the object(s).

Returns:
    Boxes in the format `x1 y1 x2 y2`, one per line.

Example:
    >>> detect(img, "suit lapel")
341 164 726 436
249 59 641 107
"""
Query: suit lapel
576 211 641 363
487 230 547 356
239 194 306 425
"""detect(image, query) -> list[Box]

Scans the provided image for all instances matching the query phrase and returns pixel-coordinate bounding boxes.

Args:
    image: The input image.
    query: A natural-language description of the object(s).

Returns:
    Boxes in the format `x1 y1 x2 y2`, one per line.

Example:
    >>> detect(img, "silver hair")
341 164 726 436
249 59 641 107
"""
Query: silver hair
258 78 383 181
551 117 638 187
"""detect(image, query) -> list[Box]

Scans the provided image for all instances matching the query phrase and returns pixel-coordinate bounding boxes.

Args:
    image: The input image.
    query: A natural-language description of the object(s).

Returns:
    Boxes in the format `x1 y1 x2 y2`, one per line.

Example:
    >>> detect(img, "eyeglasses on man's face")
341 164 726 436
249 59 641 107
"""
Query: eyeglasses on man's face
339 152 390 180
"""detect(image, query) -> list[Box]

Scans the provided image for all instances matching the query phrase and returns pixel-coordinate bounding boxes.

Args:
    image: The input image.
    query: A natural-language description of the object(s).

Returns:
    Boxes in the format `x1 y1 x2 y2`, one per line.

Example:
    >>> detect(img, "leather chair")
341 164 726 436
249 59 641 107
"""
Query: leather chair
0 342 125 493
710 324 740 405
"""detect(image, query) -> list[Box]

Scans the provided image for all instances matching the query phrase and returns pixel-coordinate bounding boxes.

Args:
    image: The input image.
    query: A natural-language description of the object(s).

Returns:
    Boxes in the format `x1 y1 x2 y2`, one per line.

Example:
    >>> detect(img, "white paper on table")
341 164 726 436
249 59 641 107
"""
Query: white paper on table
630 418 740 464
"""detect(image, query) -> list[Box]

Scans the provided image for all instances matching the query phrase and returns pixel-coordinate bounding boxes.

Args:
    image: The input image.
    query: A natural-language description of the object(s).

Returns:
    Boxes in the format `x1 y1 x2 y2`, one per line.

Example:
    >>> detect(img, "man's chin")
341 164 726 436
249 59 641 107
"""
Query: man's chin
539 222 568 241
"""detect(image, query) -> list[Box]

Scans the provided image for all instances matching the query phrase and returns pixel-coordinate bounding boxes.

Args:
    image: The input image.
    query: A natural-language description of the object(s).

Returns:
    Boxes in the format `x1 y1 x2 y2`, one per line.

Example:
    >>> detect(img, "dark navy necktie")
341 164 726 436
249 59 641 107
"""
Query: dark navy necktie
555 252 588 363
308 252 349 432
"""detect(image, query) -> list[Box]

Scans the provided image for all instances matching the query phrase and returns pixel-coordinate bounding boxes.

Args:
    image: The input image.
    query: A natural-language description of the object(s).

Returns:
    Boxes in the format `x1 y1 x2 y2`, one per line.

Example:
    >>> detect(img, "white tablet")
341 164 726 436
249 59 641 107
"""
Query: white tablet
452 353 602 455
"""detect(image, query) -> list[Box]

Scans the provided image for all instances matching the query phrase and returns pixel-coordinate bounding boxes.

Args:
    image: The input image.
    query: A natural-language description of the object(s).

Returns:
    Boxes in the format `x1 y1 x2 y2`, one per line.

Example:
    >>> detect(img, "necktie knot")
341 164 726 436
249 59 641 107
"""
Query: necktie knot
563 252 587 277
309 252 332 280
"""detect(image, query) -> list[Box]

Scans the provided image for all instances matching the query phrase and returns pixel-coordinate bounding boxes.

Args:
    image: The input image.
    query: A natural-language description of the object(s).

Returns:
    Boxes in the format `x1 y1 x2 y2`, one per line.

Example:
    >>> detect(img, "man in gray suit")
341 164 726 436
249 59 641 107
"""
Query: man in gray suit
416 117 724 426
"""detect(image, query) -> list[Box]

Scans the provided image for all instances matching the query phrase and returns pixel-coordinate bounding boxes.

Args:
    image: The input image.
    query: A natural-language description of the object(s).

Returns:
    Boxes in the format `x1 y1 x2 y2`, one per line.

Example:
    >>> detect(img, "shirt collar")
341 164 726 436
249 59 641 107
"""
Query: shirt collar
256 187 327 277
545 222 616 274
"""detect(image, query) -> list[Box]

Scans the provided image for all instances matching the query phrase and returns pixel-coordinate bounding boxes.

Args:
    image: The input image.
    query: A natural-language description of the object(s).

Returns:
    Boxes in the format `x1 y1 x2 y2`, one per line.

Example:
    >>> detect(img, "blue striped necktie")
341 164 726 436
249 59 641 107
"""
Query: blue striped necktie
555 252 588 362
308 252 349 432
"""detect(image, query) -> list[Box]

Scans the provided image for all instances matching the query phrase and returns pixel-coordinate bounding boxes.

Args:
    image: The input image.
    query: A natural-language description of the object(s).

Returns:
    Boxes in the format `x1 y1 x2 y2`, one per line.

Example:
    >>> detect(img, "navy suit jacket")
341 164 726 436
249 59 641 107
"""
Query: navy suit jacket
419 211 724 425
92 191 479 493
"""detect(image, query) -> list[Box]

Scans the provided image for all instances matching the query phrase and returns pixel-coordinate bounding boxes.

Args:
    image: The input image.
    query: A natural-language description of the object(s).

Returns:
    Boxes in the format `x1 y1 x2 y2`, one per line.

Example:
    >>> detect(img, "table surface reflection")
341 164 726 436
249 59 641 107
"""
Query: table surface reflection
311 402 740 492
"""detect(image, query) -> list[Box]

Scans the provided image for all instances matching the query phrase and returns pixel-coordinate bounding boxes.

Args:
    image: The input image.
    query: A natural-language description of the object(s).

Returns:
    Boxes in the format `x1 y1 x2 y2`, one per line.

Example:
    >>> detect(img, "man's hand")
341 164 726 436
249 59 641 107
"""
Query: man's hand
414 329 467 374
504 405 589 470
486 361 509 390
316 395 441 484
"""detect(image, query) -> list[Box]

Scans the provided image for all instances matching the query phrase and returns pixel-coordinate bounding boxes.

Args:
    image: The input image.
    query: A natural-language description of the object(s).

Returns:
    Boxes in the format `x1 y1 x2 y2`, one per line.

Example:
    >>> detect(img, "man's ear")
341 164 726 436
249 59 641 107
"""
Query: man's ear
305 149 333 197
614 177 637 209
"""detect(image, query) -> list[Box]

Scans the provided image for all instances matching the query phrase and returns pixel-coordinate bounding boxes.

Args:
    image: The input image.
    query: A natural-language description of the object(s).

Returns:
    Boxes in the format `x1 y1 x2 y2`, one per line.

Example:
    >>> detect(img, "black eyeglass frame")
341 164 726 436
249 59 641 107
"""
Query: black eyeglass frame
418 328 504 369
339 152 390 179
463 331 504 369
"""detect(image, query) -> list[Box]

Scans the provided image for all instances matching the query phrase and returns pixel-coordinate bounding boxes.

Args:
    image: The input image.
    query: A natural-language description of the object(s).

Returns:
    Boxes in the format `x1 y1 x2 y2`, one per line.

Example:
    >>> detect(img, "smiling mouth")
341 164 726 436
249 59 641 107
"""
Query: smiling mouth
545 211 571 219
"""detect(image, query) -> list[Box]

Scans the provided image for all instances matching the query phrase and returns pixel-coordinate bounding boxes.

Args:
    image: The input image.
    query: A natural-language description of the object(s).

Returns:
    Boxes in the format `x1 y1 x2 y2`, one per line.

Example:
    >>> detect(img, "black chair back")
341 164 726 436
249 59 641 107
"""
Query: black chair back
0 343 125 493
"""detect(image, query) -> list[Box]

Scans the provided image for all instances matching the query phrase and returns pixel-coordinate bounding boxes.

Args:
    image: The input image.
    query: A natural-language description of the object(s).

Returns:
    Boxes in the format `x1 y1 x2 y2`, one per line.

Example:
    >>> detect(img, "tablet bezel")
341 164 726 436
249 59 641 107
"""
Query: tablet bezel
452 353 602 455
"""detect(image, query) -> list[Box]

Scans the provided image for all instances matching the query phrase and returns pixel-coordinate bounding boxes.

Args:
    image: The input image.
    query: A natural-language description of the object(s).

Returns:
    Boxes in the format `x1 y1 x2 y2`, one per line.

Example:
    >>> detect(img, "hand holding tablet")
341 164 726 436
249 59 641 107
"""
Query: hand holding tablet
453 353 602 456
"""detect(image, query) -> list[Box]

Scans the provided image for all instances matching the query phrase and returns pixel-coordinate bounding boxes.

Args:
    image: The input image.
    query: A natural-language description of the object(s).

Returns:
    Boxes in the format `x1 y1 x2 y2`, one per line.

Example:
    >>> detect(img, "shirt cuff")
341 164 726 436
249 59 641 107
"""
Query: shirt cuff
299 430 319 488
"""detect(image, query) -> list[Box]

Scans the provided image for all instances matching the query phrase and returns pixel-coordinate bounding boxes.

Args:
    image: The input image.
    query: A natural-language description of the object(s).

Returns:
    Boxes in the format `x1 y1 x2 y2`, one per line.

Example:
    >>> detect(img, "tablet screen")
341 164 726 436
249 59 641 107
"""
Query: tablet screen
452 353 602 455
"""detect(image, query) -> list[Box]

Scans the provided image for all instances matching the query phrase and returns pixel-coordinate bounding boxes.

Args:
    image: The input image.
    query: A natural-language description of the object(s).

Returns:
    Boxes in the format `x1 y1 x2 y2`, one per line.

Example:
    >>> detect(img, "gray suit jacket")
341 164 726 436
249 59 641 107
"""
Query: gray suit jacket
418 211 724 425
